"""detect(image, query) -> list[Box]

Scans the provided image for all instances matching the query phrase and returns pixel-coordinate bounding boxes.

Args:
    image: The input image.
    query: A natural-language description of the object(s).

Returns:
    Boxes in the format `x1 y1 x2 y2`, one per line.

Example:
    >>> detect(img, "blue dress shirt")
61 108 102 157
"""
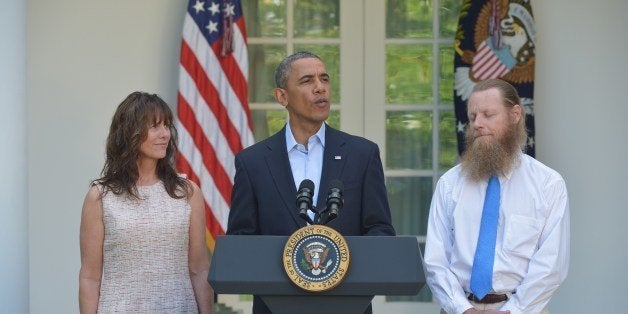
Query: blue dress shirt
285 123 326 221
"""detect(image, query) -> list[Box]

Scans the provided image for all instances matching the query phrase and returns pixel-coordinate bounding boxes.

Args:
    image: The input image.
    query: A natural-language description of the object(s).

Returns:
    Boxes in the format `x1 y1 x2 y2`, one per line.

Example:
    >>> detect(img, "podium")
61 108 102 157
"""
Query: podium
208 235 425 314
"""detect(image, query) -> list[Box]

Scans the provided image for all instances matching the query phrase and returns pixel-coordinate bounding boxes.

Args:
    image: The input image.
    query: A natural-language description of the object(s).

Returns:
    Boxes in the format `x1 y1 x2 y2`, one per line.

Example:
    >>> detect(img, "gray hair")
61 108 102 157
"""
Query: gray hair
274 51 322 89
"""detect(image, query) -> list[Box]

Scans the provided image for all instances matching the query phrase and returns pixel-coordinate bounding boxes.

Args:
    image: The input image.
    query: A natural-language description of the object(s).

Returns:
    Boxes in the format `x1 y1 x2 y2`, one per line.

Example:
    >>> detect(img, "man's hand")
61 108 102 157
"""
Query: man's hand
463 309 510 314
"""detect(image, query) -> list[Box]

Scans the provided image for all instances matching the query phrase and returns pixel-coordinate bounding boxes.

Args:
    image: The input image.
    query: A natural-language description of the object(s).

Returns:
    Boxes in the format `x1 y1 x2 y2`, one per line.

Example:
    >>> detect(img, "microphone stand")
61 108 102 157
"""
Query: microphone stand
299 209 314 225
302 206 328 225
313 205 337 225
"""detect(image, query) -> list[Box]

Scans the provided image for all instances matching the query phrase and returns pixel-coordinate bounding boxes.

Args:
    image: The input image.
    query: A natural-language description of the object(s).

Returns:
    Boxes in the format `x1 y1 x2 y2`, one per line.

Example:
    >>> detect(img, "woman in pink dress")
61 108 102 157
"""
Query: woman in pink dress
79 92 213 313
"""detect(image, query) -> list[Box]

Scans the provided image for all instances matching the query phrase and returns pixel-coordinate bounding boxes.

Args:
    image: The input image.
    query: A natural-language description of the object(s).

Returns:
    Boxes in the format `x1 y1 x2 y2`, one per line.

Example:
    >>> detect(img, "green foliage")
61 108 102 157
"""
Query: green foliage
326 110 340 130
248 44 286 103
386 111 433 169
294 0 340 38
242 0 286 37
439 110 458 169
439 46 455 103
386 0 433 38
252 110 286 143
455 0 473 40
440 0 463 38
386 45 433 104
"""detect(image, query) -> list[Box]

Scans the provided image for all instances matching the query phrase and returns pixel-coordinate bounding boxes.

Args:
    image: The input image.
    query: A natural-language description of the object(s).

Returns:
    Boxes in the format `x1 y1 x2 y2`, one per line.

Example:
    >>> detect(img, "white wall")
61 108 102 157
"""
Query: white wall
534 0 628 312
27 1 185 312
0 0 28 312
25 0 628 313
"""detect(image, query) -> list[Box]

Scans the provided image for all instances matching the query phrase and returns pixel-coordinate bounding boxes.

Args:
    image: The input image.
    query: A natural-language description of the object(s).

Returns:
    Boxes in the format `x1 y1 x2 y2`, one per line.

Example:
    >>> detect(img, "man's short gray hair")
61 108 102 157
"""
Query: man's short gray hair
274 51 322 89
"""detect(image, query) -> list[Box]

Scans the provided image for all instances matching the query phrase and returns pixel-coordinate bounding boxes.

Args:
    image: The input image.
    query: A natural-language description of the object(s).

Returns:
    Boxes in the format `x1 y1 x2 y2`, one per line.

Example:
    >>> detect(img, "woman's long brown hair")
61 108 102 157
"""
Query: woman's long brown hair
95 91 191 199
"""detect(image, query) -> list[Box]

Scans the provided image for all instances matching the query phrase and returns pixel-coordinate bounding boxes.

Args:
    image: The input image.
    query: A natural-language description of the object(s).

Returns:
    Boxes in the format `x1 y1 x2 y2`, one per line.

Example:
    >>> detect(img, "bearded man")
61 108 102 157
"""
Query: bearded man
424 79 570 314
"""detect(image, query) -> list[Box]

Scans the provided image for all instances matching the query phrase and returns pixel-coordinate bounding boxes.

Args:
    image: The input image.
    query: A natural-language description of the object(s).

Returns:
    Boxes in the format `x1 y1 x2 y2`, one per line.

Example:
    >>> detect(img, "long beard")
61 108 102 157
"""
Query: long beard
461 126 521 182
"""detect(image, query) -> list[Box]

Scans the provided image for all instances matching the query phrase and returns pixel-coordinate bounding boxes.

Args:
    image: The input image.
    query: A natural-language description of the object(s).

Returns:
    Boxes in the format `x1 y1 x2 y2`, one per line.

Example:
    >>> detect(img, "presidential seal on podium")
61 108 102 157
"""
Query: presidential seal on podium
283 224 350 292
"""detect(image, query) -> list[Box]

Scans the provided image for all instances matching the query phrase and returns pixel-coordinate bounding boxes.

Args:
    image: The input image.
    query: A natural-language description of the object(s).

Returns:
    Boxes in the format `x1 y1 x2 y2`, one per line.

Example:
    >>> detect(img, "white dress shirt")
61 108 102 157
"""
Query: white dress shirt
424 153 570 314
286 123 326 221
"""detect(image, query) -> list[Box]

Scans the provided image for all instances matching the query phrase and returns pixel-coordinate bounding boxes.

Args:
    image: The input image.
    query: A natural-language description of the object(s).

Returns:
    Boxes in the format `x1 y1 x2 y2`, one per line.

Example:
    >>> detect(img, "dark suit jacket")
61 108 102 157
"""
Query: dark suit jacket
227 124 395 313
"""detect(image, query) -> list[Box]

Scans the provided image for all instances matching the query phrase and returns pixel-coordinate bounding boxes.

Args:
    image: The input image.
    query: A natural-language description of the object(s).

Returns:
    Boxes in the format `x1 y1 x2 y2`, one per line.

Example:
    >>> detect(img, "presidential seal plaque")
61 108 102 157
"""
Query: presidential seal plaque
283 224 350 292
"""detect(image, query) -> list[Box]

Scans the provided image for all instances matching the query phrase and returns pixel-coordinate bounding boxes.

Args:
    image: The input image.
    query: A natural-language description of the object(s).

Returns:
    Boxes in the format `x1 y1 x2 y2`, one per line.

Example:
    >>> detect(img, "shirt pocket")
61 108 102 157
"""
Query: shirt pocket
503 214 543 259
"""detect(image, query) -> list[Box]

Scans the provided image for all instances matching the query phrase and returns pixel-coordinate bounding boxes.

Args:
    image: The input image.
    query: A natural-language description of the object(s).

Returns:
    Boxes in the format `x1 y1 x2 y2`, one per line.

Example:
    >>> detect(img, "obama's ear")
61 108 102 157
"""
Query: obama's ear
274 88 288 108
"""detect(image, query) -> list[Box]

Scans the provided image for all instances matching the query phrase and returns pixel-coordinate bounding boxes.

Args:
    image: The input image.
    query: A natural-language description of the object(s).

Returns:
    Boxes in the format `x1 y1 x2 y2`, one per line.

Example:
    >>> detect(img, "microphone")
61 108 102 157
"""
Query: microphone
324 179 344 224
296 179 315 224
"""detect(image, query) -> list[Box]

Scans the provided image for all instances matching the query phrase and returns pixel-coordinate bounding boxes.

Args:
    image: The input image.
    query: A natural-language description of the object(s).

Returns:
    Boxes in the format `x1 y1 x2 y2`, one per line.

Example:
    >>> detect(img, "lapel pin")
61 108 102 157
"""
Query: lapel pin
334 155 342 160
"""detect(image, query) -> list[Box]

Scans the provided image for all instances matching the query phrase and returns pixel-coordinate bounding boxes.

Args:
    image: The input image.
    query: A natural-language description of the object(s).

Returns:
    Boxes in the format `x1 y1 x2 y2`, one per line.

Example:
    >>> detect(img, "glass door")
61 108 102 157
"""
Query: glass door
364 0 458 310
232 0 461 312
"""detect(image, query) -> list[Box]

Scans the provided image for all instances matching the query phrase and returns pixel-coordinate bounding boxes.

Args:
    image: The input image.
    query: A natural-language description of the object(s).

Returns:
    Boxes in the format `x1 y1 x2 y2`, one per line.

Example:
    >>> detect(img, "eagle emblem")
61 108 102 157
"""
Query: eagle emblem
302 242 333 276
453 0 537 157
283 225 350 292
455 0 536 101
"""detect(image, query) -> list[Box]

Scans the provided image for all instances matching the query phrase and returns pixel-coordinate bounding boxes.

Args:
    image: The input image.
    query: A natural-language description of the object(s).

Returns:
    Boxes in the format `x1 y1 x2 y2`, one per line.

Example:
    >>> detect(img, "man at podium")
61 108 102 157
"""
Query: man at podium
227 51 395 313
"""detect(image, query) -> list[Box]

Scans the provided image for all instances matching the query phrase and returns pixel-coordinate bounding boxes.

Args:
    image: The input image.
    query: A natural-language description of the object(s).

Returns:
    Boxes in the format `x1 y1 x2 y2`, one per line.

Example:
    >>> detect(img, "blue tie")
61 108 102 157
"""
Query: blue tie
470 175 500 300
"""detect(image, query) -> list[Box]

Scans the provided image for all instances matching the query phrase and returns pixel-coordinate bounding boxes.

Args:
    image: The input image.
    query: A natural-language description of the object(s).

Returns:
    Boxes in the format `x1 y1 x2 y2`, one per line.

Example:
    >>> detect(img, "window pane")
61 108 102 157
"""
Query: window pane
248 44 286 103
386 111 433 170
242 0 286 37
294 44 341 104
386 176 432 235
326 109 340 129
439 44 454 104
385 175 433 302
386 0 433 39
250 110 337 142
251 109 287 142
294 0 340 38
439 109 458 169
439 0 460 38
386 44 433 104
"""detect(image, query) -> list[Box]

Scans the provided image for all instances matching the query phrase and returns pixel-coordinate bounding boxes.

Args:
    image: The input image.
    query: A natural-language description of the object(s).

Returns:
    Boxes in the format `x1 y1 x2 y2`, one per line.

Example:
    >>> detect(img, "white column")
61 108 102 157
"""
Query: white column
0 0 28 312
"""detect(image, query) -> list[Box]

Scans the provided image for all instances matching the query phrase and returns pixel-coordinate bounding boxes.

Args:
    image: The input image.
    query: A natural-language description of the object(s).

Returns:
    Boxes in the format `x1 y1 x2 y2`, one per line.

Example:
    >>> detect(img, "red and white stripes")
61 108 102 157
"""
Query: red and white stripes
176 1 253 250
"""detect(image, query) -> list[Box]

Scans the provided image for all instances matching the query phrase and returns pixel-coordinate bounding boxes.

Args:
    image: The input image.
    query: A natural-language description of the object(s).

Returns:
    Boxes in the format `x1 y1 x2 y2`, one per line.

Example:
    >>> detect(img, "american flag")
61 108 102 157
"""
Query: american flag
176 0 254 251
470 40 513 81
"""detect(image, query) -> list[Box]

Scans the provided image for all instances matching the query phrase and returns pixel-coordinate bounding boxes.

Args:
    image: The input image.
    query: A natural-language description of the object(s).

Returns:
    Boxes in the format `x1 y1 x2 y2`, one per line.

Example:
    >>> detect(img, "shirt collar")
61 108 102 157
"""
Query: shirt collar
285 122 326 152
500 151 524 181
